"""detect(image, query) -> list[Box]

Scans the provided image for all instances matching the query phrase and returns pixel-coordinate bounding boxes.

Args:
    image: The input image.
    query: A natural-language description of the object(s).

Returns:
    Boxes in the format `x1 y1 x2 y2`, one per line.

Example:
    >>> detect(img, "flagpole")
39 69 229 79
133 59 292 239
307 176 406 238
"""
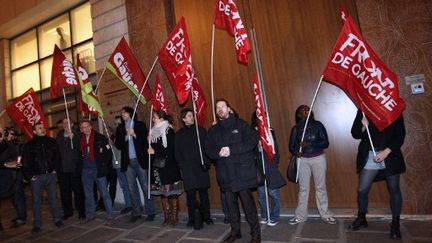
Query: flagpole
147 105 154 199
362 112 377 157
296 75 324 182
100 116 119 166
94 67 107 95
259 145 271 224
191 85 205 166
210 24 216 123
0 109 5 118
62 88 74 149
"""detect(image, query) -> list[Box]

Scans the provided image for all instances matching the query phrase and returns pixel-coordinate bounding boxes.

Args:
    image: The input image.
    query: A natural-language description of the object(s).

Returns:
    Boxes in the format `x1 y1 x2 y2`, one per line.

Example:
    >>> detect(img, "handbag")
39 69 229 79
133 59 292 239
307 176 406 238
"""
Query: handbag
286 155 299 184
153 157 166 168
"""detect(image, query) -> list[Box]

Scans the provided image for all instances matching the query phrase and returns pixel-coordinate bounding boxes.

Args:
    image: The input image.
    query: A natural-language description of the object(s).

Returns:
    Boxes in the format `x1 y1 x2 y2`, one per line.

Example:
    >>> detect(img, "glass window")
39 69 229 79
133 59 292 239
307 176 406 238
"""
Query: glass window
74 41 95 74
38 14 71 58
71 2 92 44
11 30 38 69
40 50 72 89
12 64 40 97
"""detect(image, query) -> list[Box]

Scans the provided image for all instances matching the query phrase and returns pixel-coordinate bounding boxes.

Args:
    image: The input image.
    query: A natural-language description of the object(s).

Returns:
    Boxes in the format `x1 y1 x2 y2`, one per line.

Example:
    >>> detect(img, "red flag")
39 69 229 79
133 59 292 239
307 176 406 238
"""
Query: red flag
50 45 80 98
152 75 169 113
191 78 207 126
322 16 406 131
252 74 275 162
106 37 152 104
76 55 101 116
214 0 251 64
6 88 48 140
158 17 194 105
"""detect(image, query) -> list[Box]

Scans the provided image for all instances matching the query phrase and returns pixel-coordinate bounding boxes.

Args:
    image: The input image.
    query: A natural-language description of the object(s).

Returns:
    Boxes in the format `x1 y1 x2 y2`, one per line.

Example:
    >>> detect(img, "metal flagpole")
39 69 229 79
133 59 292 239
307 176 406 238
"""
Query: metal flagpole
259 145 271 223
296 75 324 182
191 85 205 166
147 105 154 199
62 89 74 149
0 109 6 118
210 24 216 123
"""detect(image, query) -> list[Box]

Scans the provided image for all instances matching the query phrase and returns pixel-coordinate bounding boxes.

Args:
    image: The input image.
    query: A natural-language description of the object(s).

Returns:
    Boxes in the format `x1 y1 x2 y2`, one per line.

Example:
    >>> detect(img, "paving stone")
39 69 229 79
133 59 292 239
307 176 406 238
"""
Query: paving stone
149 229 188 242
187 223 230 240
346 231 396 243
106 214 143 230
261 220 296 242
72 227 124 242
73 218 106 228
47 225 88 241
301 218 339 239
404 220 432 238
126 225 163 241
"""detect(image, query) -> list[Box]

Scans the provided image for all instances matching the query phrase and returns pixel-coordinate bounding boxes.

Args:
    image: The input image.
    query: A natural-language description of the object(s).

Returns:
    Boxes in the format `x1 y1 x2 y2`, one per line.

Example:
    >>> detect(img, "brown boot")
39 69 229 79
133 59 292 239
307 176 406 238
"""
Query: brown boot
169 197 179 226
161 197 171 226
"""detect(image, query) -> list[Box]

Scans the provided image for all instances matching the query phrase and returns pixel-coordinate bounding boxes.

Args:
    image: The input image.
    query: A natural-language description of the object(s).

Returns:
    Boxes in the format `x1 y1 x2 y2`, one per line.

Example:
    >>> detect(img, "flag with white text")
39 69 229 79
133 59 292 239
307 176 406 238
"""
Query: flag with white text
152 75 169 113
77 55 103 117
50 45 80 98
192 78 207 126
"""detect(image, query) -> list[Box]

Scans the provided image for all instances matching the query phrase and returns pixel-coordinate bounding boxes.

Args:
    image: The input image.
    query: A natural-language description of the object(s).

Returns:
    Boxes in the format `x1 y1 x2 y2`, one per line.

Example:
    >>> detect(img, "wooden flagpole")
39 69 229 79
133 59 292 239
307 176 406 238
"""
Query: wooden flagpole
0 109 6 118
62 89 74 149
210 24 216 123
362 112 377 157
191 85 205 166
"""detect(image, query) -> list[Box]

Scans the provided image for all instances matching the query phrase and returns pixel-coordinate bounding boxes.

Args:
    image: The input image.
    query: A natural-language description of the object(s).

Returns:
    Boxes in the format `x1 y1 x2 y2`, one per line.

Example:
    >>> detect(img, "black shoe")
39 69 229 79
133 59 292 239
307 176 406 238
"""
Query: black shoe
120 207 132 215
32 227 42 233
205 219 214 225
55 220 64 227
390 217 402 239
78 214 86 220
96 204 105 212
349 213 368 231
11 219 26 228
223 217 229 224
61 214 73 221
145 214 155 222
224 233 241 243
187 220 194 227
129 215 141 223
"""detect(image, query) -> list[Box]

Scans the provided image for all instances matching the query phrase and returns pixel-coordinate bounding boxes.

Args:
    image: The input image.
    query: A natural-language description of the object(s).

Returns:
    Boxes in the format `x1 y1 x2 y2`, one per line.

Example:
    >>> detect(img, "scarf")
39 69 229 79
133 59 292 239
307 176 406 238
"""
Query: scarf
150 120 171 148
80 129 95 161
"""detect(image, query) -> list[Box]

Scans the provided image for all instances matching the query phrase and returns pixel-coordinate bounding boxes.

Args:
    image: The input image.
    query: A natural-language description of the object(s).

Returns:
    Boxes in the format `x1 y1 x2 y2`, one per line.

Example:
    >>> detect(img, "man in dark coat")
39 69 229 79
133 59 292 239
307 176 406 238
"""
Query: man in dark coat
22 122 64 233
56 118 85 220
205 99 260 243
175 108 212 227
115 106 155 222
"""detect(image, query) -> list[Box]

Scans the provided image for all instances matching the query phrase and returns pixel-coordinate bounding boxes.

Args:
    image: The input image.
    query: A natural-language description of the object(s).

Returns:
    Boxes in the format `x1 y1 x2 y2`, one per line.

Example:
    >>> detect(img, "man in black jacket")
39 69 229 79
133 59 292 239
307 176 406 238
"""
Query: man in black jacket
205 99 260 243
22 122 64 233
115 106 155 222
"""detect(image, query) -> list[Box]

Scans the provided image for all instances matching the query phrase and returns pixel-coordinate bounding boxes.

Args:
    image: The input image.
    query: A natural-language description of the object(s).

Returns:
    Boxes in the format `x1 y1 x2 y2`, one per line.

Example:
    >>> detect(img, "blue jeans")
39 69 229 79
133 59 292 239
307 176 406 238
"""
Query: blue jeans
257 186 281 222
82 167 113 219
116 168 142 208
125 159 155 216
30 173 61 228
358 169 402 217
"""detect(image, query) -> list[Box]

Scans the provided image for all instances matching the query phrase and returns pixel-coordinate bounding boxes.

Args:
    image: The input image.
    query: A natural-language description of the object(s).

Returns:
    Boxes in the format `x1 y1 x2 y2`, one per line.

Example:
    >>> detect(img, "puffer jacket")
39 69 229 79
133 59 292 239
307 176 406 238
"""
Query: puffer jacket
289 119 329 157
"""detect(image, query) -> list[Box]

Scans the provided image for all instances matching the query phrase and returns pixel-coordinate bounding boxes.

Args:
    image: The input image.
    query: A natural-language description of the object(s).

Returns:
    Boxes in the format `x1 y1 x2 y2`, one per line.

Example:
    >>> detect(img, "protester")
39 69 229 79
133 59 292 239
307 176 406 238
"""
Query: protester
288 105 336 225
56 118 85 220
175 108 212 228
251 113 286 227
79 120 113 224
349 109 406 239
148 110 183 226
205 99 261 243
22 122 64 233
115 107 156 222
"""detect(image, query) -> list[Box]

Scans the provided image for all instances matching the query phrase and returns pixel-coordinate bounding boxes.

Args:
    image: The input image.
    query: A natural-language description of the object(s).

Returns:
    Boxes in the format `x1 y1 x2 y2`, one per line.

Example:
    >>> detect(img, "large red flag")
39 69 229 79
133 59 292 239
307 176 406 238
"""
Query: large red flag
158 17 194 105
252 74 275 162
6 88 48 140
152 75 169 114
50 45 80 98
214 0 251 64
191 78 207 126
322 16 405 131
106 37 152 104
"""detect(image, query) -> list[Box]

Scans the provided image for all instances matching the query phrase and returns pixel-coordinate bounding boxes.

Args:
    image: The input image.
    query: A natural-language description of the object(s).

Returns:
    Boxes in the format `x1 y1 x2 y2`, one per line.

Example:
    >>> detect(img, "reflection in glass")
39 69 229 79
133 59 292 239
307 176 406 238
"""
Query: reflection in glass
74 41 95 74
38 14 71 58
12 64 40 97
71 2 93 44
11 30 38 69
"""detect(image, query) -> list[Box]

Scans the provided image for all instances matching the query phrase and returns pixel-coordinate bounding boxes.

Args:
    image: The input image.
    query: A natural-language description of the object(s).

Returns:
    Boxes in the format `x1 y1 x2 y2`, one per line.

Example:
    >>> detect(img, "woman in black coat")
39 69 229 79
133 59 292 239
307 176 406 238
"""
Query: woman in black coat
175 108 212 227
349 109 406 239
148 110 182 226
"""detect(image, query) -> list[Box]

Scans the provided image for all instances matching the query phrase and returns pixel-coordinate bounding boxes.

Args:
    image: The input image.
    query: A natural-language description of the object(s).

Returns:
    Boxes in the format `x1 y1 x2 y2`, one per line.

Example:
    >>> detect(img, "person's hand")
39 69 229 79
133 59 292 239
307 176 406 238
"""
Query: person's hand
374 148 391 162
148 147 155 155
126 128 136 137
361 117 369 127
299 141 310 148
68 132 74 140
31 176 37 181
295 152 303 158
219 147 230 157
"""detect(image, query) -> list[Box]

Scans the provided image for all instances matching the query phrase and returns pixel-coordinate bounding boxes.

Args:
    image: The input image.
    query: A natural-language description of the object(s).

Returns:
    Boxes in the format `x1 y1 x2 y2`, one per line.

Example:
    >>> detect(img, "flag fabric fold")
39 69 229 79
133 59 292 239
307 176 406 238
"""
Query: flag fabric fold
152 74 169 113
158 17 194 105
191 78 207 126
6 88 48 140
252 74 275 162
50 45 80 98
214 0 251 64
106 37 152 105
77 55 104 117
322 15 405 131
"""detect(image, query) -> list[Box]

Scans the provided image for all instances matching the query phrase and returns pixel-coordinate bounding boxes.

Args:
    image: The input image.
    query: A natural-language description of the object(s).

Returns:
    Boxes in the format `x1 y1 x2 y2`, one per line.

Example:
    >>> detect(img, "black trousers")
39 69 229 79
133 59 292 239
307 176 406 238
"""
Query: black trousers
186 188 210 222
225 189 260 238
58 172 85 217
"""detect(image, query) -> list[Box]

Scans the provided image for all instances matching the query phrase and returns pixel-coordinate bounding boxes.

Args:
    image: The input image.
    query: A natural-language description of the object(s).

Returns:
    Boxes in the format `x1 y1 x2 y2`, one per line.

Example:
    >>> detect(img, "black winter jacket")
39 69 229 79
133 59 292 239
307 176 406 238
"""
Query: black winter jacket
22 136 61 180
56 130 81 175
289 119 329 157
205 114 258 192
79 132 113 178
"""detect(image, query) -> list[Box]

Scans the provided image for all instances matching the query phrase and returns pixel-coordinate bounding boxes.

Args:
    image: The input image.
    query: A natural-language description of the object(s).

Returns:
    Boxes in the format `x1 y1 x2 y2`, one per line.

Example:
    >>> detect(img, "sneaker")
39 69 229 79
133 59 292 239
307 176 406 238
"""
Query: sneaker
289 217 304 225
267 220 279 226
324 217 337 225
260 218 268 224
11 219 26 228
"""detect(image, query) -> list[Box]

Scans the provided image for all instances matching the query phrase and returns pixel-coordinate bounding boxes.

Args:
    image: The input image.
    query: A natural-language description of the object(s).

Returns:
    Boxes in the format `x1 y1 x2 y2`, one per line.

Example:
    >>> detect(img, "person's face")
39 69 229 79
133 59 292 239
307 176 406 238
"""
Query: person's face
33 124 46 137
152 113 163 124
298 106 310 120
182 111 195 126
114 118 122 126
216 101 231 120
7 131 16 141
121 109 131 121
62 119 70 131
80 122 92 136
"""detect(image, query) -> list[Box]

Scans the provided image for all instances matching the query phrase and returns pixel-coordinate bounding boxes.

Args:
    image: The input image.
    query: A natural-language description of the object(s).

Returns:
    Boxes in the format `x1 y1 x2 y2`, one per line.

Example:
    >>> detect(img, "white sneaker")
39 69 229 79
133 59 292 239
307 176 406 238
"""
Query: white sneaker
289 217 304 225
324 217 337 225
260 218 268 224
267 220 279 226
